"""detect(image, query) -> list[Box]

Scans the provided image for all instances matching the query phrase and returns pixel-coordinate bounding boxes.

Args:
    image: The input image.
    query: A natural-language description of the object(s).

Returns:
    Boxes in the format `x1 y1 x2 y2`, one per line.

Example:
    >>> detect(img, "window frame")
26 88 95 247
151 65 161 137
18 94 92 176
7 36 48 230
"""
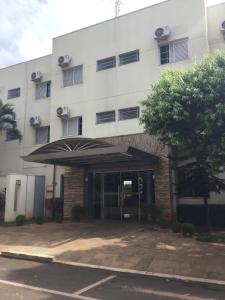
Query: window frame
159 38 189 65
62 116 82 137
97 56 116 71
118 107 140 121
96 111 115 124
35 81 51 100
7 88 20 99
5 129 19 141
63 65 83 88
119 50 140 66
35 126 50 144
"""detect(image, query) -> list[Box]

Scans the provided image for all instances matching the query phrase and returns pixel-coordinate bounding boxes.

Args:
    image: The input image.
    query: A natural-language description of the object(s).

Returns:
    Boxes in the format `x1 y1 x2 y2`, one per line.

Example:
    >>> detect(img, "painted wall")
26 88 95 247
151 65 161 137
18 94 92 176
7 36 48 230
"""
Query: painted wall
0 0 224 205
4 174 35 222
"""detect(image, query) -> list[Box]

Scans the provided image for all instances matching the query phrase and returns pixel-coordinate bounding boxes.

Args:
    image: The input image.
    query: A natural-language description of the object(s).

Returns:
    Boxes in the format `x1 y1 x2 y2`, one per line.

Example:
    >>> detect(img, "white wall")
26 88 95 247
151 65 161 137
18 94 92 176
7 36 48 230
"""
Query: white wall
4 174 35 222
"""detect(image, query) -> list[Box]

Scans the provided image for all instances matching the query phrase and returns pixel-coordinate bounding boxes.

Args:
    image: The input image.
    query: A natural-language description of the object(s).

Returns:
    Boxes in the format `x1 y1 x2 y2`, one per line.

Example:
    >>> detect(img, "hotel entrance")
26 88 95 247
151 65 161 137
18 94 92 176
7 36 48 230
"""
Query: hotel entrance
87 170 155 221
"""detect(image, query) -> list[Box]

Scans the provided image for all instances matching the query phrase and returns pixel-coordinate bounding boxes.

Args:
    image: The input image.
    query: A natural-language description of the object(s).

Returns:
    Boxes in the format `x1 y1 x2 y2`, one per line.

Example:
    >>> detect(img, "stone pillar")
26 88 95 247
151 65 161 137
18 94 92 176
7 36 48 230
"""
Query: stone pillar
154 155 172 221
63 166 85 219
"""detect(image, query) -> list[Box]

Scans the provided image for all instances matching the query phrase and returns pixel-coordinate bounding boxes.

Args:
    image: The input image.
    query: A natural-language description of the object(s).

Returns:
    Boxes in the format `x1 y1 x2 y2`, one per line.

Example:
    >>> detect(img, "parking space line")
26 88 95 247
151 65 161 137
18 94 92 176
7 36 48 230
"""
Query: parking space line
0 278 101 300
74 275 116 296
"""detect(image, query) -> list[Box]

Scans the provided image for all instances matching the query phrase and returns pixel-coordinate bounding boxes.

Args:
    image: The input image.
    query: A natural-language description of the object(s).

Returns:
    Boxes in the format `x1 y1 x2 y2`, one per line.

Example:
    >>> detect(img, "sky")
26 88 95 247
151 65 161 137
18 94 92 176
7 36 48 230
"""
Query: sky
0 0 224 69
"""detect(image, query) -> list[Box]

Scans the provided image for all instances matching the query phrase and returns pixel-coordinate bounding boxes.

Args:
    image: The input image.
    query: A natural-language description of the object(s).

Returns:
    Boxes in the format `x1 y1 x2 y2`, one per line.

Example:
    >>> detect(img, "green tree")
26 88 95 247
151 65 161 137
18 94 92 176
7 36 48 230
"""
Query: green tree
0 100 22 141
141 50 225 226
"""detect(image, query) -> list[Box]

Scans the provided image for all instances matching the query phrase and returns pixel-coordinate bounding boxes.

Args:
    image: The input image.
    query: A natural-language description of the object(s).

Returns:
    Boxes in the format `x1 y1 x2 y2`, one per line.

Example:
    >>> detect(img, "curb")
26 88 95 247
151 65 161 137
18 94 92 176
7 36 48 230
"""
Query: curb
0 251 54 263
55 259 225 287
1 251 225 287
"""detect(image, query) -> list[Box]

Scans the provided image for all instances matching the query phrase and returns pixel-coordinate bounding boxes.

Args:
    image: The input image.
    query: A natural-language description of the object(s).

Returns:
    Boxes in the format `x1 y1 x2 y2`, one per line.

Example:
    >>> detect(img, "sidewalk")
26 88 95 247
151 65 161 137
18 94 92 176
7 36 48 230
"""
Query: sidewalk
0 221 224 282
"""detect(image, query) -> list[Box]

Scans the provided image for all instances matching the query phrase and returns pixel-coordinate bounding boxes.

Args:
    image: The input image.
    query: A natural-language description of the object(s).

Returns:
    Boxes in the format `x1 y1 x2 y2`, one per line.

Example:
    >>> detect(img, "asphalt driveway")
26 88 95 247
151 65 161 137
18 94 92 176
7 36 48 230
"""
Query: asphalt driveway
0 257 224 300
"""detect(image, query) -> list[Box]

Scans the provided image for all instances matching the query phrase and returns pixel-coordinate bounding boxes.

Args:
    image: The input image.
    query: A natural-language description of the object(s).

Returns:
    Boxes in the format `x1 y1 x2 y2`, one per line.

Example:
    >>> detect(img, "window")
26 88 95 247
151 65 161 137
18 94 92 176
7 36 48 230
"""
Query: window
8 88 20 99
6 129 18 141
96 111 115 124
62 117 82 136
119 107 139 120
36 81 51 99
63 65 83 87
119 50 139 66
177 168 209 198
160 39 188 65
97 56 116 71
35 126 50 144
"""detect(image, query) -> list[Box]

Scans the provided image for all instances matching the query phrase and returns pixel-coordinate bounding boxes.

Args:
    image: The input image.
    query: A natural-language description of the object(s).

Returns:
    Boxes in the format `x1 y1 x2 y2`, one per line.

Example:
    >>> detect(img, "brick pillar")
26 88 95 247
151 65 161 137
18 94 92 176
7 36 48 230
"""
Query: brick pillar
63 166 85 219
154 153 172 221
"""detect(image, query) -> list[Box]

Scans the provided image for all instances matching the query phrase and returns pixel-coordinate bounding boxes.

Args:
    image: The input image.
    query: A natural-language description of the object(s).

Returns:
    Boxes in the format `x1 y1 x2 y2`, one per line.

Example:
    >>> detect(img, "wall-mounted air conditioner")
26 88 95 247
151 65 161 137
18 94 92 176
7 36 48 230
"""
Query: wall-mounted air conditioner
29 116 41 127
56 106 70 118
58 55 71 67
31 71 42 82
154 26 171 42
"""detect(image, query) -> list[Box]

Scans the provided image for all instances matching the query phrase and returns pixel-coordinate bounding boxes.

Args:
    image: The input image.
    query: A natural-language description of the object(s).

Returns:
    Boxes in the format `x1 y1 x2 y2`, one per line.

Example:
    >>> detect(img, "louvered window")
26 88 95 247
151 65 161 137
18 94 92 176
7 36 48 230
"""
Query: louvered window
97 57 116 71
119 107 139 120
119 50 139 65
63 65 83 87
96 111 115 124
160 39 188 65
7 88 20 99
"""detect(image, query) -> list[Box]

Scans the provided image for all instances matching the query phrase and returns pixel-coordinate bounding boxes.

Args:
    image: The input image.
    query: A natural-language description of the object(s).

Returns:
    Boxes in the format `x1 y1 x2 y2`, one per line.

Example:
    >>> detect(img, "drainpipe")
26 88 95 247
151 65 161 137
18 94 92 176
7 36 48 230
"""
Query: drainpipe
52 165 56 201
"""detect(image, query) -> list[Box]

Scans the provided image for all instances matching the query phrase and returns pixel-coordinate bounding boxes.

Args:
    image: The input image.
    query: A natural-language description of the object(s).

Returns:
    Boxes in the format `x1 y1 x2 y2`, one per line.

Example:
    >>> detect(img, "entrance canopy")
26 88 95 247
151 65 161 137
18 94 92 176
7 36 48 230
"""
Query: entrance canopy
22 137 159 167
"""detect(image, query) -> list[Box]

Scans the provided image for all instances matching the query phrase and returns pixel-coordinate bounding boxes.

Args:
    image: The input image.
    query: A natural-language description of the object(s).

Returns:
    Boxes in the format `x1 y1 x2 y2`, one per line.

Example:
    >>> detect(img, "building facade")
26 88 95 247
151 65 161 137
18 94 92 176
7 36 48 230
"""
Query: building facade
0 0 225 222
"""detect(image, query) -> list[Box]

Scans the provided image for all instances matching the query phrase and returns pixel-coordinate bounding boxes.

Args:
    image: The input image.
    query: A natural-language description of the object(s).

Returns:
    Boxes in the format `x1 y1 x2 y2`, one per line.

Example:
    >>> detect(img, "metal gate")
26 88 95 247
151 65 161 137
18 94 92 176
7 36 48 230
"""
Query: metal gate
34 176 45 218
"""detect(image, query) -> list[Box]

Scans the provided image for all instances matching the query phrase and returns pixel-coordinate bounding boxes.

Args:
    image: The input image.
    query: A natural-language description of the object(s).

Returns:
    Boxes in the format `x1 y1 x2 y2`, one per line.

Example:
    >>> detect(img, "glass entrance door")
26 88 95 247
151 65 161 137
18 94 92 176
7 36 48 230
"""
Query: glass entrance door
87 170 154 221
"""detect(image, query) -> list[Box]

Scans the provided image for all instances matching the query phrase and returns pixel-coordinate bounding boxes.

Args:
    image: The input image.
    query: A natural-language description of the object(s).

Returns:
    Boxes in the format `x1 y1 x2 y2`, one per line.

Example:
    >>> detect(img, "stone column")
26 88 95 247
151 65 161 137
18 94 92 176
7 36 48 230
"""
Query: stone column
63 166 85 219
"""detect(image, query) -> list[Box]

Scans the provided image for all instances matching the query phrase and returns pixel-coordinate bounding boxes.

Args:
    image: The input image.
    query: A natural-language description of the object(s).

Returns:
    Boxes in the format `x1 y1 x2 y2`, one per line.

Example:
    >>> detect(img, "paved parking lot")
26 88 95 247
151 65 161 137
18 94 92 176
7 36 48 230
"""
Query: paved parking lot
0 257 224 300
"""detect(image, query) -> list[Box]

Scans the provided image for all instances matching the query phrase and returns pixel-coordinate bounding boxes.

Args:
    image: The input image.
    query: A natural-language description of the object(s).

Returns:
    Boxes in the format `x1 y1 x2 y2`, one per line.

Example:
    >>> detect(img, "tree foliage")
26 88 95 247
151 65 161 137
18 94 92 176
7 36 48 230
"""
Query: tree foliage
141 50 225 194
0 99 22 141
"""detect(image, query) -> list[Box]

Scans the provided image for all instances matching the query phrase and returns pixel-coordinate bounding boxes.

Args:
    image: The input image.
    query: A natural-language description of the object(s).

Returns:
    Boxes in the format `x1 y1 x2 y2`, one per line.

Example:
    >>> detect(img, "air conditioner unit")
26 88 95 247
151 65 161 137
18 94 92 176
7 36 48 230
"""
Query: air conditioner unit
220 21 225 33
58 55 71 67
30 116 41 127
31 71 42 82
56 106 70 118
154 26 171 42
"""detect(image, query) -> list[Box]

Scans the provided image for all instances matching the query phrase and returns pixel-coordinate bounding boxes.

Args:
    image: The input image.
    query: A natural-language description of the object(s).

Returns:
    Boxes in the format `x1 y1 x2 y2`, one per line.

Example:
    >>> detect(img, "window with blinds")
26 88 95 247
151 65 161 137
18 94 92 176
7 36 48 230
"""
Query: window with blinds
7 88 20 99
97 56 116 71
35 126 50 144
160 39 188 65
119 107 139 120
119 50 139 65
36 81 51 99
62 117 82 136
96 111 115 124
63 65 83 87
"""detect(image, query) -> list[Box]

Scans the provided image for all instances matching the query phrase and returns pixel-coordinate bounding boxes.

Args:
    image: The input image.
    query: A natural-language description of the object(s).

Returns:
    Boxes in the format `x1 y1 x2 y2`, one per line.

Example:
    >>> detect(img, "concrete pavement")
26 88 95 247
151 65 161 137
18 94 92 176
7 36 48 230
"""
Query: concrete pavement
0 221 225 282
0 257 225 300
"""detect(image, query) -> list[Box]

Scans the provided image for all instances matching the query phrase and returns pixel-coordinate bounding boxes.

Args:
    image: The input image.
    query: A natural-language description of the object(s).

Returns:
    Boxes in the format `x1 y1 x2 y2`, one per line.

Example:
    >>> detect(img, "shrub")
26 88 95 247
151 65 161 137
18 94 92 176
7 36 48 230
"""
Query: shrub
171 221 182 233
35 216 45 225
159 218 171 229
55 213 63 224
182 223 195 237
147 204 163 224
72 205 85 222
16 215 26 226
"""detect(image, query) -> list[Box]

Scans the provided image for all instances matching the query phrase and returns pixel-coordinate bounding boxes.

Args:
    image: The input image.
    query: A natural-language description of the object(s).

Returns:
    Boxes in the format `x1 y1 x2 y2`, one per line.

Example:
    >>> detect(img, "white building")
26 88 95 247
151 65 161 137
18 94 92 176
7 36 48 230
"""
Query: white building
0 0 225 223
